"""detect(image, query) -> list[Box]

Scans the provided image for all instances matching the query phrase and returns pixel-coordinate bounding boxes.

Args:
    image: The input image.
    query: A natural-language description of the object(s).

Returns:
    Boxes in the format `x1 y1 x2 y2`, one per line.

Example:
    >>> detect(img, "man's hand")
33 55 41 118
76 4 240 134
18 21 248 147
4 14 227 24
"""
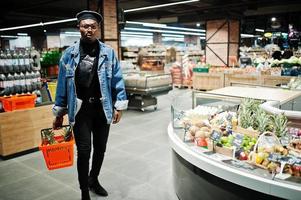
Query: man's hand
53 116 63 130
113 110 122 124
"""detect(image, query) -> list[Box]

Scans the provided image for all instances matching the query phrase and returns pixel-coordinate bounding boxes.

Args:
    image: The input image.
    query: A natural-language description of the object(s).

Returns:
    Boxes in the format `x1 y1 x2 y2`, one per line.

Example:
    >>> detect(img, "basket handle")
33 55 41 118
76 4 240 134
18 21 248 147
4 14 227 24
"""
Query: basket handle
251 131 281 156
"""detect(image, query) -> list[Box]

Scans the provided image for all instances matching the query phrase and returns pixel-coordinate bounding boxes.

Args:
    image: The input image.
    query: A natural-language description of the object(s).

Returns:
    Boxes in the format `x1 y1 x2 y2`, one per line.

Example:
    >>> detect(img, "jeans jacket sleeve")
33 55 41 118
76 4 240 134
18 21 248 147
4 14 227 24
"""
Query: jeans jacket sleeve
52 55 68 117
111 51 128 110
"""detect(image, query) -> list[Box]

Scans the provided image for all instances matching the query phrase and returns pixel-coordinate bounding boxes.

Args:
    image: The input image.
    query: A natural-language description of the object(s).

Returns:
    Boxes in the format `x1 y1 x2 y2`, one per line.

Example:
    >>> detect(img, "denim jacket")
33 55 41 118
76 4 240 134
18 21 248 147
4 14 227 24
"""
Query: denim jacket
52 40 128 125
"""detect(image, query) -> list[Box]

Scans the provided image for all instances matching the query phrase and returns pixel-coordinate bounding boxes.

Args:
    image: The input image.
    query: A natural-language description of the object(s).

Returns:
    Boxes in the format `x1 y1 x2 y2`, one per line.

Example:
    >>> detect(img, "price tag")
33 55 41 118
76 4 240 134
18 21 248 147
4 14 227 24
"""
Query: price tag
279 156 296 165
268 153 282 162
280 136 290 147
232 134 244 149
210 130 221 142
294 157 301 165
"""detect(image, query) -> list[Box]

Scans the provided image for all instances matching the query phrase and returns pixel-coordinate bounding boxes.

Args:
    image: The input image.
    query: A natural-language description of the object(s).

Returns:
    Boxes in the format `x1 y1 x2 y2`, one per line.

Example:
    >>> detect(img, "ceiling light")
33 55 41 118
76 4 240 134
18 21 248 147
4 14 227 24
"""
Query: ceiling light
124 27 205 36
241 33 254 38
124 0 200 13
0 18 77 32
255 28 264 32
43 18 76 25
196 23 201 27
271 17 276 22
162 37 184 42
126 21 206 32
121 35 153 39
0 35 18 38
64 31 80 35
162 34 184 38
0 22 43 31
121 31 153 36
44 30 47 33
126 21 167 28
165 26 205 33
121 31 153 35
17 33 28 36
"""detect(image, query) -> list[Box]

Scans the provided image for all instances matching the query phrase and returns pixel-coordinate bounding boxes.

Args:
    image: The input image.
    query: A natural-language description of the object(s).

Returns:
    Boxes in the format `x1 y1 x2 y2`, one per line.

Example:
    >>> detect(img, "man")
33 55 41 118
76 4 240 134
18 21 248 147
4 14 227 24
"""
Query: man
52 10 128 200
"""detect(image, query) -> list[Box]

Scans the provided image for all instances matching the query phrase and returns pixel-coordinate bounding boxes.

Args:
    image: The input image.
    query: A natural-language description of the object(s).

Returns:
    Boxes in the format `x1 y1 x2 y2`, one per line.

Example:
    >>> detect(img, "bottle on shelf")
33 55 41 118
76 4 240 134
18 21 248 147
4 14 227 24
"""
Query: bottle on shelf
6 50 13 74
25 71 32 93
14 72 21 94
0 50 5 74
34 71 41 90
30 71 36 92
24 49 31 72
0 74 6 96
19 50 26 73
12 50 20 73
7 73 14 95
2 50 8 74
20 72 26 93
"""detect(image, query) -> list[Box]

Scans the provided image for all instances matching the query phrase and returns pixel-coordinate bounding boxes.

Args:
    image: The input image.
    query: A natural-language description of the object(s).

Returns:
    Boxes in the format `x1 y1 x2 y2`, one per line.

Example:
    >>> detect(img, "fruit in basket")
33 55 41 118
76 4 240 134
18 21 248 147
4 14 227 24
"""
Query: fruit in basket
255 152 266 164
239 151 248 160
284 165 293 175
42 129 57 145
262 159 270 167
267 162 279 172
292 165 301 177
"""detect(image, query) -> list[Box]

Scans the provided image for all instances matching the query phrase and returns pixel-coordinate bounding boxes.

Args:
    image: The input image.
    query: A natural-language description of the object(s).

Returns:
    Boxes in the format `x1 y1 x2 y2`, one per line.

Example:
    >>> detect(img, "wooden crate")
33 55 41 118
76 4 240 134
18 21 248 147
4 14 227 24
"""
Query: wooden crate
224 73 260 86
193 72 224 90
260 75 291 87
233 126 260 138
207 139 234 157
0 104 67 157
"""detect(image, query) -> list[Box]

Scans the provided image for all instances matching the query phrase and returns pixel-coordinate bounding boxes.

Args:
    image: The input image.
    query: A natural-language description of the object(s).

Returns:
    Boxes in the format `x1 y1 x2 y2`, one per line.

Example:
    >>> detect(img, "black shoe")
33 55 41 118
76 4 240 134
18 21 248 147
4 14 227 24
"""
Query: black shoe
81 190 91 200
88 177 108 196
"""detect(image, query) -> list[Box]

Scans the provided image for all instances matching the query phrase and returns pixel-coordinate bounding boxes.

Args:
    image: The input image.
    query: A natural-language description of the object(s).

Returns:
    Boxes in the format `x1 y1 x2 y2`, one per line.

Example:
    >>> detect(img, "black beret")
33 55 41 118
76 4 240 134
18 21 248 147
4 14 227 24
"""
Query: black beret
76 10 103 23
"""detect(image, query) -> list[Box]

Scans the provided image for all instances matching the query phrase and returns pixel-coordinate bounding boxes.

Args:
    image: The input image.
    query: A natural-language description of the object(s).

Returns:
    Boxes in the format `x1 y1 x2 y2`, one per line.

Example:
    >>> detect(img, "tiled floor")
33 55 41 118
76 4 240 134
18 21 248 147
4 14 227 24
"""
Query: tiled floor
0 88 187 200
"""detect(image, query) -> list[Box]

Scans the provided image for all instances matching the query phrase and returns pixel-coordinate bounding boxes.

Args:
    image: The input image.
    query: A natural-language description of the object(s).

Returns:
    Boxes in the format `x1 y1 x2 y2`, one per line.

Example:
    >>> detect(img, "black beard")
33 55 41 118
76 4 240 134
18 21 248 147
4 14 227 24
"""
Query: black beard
80 37 97 44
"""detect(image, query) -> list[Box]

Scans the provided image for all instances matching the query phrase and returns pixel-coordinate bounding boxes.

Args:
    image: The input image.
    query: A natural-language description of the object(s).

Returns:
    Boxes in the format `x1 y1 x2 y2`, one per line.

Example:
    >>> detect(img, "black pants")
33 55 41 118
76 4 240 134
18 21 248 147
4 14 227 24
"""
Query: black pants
73 101 110 191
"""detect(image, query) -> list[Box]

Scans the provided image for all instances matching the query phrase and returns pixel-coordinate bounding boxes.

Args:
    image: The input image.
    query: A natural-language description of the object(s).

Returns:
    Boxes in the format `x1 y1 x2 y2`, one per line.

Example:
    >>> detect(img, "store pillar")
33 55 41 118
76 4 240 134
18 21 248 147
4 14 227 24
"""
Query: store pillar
31 35 47 50
153 32 162 44
88 0 120 58
205 19 239 67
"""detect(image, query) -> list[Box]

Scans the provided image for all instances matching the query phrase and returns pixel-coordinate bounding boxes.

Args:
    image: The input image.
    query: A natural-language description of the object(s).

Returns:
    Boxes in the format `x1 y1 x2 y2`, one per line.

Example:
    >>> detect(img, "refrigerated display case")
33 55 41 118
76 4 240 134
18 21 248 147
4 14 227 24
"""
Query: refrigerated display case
124 72 172 111
169 87 301 200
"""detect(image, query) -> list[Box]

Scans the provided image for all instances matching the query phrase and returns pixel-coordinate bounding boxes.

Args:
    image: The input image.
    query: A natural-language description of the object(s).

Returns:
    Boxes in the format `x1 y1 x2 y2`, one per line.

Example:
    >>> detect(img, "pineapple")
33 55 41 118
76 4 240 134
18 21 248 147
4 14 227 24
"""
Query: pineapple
238 98 262 129
42 129 56 145
255 108 271 133
272 113 288 137
63 126 72 141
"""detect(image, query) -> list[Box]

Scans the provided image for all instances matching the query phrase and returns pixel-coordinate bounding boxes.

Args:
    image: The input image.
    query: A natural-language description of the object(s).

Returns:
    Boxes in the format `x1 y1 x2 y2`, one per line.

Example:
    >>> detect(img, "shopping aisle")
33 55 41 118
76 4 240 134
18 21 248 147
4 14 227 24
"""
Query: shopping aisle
0 89 185 200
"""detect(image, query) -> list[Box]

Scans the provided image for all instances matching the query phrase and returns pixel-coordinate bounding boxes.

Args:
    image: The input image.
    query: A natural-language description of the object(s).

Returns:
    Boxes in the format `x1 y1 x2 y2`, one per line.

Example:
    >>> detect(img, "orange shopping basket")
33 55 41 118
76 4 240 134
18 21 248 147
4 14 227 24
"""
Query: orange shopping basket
39 126 75 170
0 94 36 112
